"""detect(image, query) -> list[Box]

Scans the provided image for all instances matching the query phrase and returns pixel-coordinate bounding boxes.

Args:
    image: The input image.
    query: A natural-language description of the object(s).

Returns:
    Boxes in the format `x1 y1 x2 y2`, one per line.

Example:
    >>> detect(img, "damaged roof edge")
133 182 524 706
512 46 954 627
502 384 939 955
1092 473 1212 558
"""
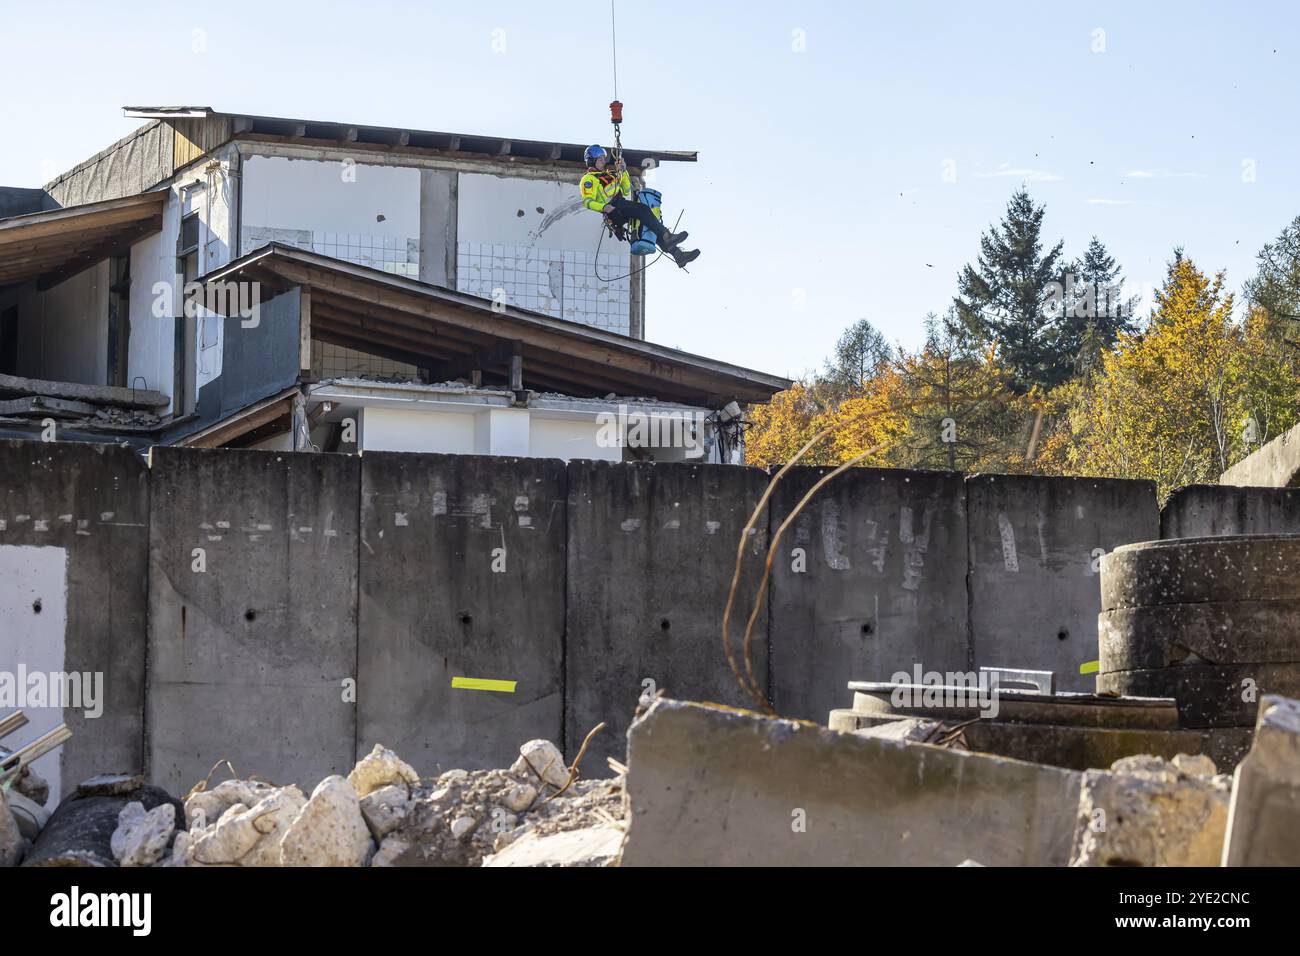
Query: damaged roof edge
122 106 698 166
204 243 791 404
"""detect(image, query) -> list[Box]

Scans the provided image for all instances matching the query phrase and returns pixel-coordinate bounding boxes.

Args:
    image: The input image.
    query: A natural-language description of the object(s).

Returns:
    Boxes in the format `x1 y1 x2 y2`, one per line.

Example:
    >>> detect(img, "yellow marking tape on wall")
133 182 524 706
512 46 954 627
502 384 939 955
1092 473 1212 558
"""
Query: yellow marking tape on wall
1078 660 1100 675
451 676 517 693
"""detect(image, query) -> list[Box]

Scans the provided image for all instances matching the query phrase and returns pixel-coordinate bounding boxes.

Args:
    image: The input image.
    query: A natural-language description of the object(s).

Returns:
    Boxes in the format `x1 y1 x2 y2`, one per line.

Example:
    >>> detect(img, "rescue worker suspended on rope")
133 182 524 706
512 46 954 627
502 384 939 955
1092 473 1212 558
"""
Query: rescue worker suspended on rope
580 145 700 268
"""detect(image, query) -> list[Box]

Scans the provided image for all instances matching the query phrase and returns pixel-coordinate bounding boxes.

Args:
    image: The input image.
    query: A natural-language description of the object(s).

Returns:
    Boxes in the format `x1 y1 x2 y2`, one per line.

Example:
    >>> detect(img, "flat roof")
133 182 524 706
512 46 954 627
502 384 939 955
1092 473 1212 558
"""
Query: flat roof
123 106 697 169
206 244 789 407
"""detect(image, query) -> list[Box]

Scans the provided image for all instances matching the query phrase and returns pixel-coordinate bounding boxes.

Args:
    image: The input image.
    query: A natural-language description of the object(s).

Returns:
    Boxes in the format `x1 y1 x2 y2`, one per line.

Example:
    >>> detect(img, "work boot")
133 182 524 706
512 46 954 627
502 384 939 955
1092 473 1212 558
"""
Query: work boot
659 230 688 250
671 248 700 268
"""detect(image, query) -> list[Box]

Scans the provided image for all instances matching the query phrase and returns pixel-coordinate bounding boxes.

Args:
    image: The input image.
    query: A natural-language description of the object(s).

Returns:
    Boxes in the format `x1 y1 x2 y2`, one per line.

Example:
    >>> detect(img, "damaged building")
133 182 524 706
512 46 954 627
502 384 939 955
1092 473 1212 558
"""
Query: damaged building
0 106 787 459
4 108 1300 876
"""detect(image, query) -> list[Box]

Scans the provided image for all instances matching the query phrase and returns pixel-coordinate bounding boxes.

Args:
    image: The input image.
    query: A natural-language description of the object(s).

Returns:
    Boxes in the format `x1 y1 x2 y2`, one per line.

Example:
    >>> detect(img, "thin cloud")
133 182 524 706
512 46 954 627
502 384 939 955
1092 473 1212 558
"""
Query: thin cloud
977 163 1061 183
1124 169 1205 179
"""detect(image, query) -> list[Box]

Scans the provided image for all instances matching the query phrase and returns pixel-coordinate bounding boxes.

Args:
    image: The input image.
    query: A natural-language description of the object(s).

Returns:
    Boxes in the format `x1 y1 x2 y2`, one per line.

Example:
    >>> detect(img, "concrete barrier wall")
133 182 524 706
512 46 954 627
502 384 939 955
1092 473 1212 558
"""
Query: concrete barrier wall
1161 484 1300 538
0 440 149 803
146 447 360 795
769 467 969 723
967 475 1159 692
565 460 770 766
18 440 1300 795
357 453 566 776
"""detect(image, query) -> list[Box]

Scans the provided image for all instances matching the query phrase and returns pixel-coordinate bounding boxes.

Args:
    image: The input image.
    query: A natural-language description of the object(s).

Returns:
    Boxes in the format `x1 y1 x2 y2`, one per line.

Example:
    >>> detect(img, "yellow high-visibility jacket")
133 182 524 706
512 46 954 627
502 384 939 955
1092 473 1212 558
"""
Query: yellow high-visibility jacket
580 168 631 213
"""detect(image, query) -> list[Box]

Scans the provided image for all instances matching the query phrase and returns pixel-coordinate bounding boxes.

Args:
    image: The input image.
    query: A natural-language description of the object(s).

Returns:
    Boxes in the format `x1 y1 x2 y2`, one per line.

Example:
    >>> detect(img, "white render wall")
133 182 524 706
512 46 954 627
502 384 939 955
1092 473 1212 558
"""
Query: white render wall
240 155 421 276
354 402 626 462
124 147 239 402
237 148 635 336
530 416 620 461
0 544 68 802
359 407 478 455
455 172 631 334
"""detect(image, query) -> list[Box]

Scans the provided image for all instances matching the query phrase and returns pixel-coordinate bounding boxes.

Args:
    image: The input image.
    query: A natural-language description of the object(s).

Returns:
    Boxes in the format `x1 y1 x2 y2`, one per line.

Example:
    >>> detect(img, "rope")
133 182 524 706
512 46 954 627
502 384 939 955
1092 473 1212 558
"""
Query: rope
594 209 684 283
610 0 619 101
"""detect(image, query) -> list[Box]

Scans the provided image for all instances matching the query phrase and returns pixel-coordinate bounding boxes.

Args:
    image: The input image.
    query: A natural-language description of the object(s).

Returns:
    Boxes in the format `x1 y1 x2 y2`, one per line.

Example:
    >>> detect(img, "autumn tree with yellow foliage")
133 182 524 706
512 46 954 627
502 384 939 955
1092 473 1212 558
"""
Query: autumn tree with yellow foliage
1044 251 1298 499
746 189 1300 486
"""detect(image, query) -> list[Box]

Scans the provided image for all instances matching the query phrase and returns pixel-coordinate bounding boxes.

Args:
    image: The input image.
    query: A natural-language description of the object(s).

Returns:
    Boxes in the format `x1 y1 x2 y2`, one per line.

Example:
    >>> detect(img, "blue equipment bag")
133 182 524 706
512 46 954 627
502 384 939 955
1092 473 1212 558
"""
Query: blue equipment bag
628 187 662 256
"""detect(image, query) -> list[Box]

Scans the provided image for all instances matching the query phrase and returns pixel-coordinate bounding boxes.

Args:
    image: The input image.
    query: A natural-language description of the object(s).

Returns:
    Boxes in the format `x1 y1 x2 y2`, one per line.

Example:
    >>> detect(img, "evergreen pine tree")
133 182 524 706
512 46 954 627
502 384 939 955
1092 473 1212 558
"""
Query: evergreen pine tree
954 188 1067 391
1245 215 1300 348
1059 236 1140 375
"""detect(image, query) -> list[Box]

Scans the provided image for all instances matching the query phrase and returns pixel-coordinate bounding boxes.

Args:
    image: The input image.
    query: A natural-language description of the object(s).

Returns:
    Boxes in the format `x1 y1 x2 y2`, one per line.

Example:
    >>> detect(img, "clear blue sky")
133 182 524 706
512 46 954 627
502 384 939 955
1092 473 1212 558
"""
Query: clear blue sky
2 0 1297 380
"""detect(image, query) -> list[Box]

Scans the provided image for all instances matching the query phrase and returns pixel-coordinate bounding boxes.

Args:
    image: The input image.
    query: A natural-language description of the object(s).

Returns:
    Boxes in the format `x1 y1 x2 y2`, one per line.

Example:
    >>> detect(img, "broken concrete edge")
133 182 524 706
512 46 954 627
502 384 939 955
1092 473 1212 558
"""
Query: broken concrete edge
1222 694 1300 866
620 697 1083 866
1070 754 1232 867
630 696 1093 771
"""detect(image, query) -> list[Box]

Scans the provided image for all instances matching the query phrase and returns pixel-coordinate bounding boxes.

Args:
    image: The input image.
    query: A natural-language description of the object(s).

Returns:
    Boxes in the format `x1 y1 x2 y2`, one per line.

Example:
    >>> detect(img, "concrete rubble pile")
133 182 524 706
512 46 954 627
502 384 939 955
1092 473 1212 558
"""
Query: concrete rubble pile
5 738 624 868
5 696 1300 866
0 765 51 867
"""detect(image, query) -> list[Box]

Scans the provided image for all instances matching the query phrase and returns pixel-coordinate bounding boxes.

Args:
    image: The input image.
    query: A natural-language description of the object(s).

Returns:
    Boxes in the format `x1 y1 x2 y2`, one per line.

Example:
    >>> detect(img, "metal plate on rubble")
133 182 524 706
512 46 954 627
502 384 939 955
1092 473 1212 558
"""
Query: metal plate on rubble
845 681 1180 729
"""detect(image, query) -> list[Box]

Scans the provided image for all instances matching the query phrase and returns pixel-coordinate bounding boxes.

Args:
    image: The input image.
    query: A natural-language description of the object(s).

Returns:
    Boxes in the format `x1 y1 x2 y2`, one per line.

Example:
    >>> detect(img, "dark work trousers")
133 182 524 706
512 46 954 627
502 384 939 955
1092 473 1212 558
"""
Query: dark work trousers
604 196 671 243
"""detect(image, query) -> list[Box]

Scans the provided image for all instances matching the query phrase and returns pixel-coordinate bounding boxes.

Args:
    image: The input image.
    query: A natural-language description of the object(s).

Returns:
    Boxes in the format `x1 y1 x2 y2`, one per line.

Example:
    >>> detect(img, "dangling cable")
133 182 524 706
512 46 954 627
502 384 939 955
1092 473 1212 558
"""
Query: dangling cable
594 209 685 283
610 0 619 103
609 0 623 167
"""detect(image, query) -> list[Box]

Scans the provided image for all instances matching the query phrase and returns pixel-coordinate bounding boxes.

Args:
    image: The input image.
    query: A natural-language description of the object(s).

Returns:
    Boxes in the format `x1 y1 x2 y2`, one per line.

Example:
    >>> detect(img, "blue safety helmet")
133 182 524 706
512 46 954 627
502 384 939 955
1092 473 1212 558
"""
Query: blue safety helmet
584 144 607 167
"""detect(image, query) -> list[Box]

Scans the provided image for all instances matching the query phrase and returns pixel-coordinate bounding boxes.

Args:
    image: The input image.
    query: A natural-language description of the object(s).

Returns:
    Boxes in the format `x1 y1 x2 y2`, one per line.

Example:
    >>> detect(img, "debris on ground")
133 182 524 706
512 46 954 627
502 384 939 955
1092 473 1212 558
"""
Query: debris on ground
1070 753 1231 867
371 737 623 868
111 802 176 867
88 737 625 868
21 777 184 868
5 695 1298 868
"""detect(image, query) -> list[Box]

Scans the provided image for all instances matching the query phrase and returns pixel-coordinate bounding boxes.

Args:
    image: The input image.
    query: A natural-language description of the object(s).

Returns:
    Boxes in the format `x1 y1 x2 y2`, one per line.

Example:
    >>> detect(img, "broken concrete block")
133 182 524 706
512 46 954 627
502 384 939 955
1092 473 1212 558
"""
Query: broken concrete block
0 791 23 867
370 835 412 867
14 766 49 807
1070 754 1230 867
511 740 569 790
359 784 410 841
483 824 623 867
76 773 146 797
348 744 420 798
189 786 304 866
1223 694 1300 866
23 780 184 868
1171 753 1218 777
851 717 943 744
162 830 192 867
111 802 176 867
4 789 49 843
450 815 479 840
620 698 1081 866
501 782 538 813
279 776 373 867
185 779 274 830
